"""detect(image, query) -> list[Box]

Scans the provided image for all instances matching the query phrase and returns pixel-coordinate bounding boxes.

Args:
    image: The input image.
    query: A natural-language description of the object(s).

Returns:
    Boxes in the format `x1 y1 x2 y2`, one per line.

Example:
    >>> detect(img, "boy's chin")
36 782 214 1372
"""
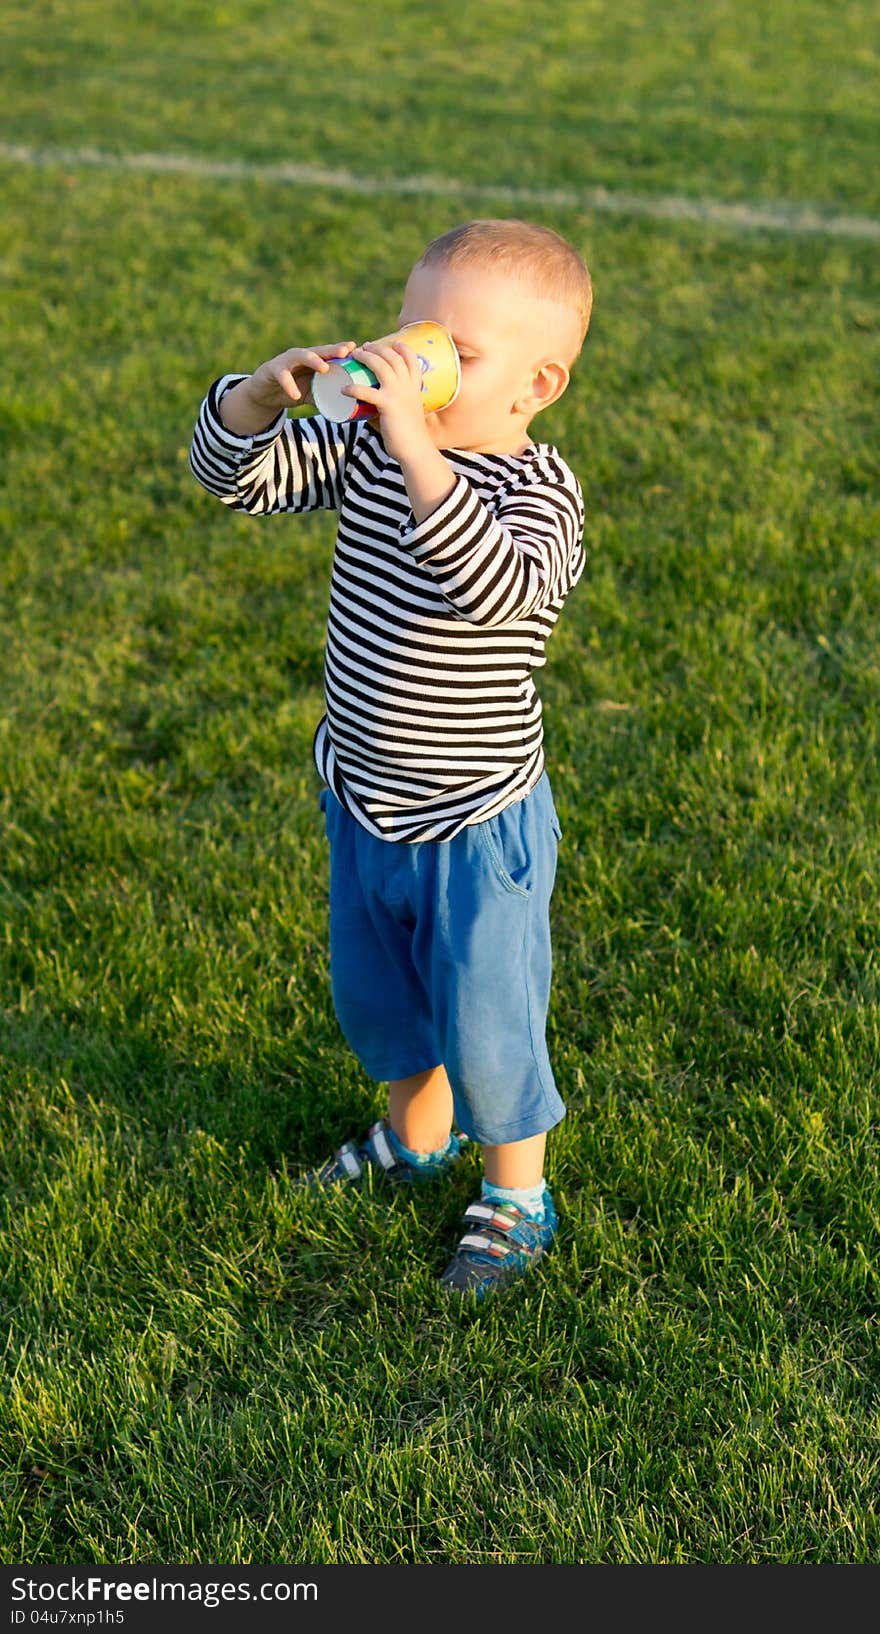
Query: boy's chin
426 410 461 451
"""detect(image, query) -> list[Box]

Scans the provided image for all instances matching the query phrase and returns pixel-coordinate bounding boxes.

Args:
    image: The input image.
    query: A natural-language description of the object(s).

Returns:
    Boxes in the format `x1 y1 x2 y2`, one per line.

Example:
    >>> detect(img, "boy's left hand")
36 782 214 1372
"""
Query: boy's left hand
345 341 432 464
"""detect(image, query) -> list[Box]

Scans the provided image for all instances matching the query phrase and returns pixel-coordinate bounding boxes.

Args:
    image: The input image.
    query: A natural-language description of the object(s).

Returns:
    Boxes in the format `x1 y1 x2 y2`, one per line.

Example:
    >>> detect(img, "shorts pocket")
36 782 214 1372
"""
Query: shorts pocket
477 806 534 897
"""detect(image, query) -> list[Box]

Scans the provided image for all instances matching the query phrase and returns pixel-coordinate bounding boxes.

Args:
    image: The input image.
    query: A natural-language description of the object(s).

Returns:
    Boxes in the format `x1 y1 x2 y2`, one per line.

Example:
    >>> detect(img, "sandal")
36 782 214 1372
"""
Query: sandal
440 1192 557 1298
298 1117 466 1189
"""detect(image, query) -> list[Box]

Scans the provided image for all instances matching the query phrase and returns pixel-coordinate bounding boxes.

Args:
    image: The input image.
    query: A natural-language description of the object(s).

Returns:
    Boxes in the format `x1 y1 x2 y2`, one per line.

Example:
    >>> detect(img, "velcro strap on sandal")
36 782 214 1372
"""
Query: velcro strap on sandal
458 1233 511 1258
366 1121 398 1172
463 1202 516 1232
336 1142 363 1179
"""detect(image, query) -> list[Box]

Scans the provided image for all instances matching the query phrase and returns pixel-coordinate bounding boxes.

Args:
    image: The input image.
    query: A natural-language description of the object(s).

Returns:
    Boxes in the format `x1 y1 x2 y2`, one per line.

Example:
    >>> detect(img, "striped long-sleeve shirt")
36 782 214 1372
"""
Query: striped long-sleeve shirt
190 374 586 842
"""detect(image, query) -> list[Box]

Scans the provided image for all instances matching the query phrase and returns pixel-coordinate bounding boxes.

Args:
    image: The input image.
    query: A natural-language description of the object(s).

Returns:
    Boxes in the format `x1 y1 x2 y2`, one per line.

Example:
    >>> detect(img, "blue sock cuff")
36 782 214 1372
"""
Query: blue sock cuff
481 1177 548 1219
386 1124 460 1168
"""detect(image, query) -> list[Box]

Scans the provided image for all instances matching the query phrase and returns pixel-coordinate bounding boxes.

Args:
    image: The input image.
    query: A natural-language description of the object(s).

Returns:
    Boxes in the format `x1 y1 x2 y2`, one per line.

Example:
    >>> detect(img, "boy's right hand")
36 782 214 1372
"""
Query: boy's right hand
219 342 357 435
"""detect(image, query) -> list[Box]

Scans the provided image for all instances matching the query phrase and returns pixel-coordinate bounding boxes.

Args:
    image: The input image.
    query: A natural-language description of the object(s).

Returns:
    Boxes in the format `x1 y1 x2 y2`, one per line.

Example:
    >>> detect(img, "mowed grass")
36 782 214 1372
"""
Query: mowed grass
2 1 880 1566
3 0 880 211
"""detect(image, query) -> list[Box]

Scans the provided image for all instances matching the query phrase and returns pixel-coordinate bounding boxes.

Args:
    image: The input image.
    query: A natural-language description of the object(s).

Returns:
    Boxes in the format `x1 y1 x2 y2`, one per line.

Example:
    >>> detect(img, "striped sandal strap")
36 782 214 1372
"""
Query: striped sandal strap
314 1139 364 1184
362 1119 400 1173
456 1201 524 1261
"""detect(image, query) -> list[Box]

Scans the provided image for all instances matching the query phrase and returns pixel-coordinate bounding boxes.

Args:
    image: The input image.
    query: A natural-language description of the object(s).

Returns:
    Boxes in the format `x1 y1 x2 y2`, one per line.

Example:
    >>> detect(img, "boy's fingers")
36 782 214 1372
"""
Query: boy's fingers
342 381 381 405
357 341 422 390
354 343 413 388
393 341 423 382
298 350 334 374
308 342 359 369
351 348 395 387
276 343 357 376
356 341 401 368
276 368 301 401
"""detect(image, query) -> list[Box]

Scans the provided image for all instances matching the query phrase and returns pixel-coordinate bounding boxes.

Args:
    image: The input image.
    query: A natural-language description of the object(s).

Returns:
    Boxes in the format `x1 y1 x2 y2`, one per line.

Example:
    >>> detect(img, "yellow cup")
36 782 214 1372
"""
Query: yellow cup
374 320 462 413
311 321 461 422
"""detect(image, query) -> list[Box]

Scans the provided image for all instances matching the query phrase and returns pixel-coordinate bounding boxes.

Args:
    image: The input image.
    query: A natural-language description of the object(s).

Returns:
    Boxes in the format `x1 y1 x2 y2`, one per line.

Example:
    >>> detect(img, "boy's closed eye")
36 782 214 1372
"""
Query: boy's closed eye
448 335 478 360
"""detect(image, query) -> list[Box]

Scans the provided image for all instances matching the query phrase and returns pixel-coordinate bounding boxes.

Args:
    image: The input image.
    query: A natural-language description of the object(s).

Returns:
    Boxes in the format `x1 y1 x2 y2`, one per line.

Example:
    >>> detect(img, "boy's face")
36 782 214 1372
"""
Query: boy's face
396 262 577 456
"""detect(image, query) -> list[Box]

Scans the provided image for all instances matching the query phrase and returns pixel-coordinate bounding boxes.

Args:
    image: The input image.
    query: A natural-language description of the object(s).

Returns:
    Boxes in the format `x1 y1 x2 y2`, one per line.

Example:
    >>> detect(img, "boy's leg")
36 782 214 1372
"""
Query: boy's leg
421 778 563 1296
302 793 464 1188
388 1064 454 1154
322 788 439 1082
441 1128 557 1299
301 1066 462 1188
482 1130 546 1189
422 774 565 1149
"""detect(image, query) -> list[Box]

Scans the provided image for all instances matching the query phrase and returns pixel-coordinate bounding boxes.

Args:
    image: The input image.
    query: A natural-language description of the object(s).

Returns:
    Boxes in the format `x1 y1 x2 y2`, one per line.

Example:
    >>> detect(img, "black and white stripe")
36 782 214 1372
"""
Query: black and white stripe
190 375 585 841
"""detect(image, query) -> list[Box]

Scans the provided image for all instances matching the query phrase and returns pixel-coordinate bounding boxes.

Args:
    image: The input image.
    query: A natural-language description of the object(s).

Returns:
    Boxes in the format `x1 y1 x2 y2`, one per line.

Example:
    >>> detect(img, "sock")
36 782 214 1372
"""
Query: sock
481 1177 548 1221
385 1123 459 1169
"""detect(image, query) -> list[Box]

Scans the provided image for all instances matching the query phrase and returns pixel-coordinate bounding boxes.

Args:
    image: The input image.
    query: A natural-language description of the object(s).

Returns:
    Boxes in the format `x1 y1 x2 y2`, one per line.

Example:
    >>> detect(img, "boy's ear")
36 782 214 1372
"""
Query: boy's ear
515 360 570 417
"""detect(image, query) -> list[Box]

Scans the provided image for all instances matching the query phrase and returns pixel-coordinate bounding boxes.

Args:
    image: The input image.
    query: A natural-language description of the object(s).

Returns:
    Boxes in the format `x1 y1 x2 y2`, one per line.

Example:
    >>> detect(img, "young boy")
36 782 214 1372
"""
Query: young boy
190 218 592 1299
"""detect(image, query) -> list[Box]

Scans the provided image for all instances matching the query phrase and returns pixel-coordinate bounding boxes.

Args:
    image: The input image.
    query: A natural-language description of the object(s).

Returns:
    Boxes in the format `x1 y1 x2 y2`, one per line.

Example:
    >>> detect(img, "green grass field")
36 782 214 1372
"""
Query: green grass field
2 0 879 1566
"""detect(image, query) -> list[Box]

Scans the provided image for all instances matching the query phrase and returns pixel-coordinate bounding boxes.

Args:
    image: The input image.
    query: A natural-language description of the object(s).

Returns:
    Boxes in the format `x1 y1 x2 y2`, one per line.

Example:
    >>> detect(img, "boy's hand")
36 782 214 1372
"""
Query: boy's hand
219 342 357 435
251 342 359 412
345 340 433 465
348 340 456 524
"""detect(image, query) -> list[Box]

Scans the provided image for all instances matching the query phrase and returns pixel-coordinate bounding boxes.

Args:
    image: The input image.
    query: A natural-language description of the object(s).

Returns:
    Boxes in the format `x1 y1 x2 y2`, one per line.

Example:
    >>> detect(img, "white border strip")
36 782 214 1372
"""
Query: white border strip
2 141 879 242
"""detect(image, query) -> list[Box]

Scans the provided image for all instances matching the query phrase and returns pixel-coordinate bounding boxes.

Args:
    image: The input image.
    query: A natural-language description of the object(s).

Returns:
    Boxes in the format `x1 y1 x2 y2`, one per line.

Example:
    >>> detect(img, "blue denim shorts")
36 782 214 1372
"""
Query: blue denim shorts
320 774 566 1145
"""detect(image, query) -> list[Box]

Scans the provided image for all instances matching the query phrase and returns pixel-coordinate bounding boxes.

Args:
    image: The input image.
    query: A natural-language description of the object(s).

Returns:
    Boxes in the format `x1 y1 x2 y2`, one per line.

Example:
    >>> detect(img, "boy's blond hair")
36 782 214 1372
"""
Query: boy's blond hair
415 218 593 355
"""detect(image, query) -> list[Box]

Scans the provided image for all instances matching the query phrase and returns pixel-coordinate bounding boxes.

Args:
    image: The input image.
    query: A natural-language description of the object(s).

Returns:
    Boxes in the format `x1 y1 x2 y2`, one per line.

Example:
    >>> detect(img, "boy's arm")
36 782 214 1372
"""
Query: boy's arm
398 465 586 626
341 338 585 626
189 342 358 515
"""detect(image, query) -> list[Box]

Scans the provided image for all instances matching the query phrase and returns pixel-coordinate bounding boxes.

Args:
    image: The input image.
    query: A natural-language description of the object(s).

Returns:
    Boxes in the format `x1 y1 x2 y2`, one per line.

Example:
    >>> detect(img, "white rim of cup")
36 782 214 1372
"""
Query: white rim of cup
312 357 376 421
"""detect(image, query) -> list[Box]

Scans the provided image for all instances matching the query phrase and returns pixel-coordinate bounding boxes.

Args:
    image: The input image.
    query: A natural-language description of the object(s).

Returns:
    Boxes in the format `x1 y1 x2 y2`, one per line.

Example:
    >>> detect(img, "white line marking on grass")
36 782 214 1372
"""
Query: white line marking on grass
2 141 879 242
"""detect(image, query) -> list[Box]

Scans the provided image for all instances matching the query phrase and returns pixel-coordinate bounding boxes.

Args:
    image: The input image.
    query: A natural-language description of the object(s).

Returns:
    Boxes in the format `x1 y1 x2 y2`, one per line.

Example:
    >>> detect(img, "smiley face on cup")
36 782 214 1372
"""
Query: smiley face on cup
311 321 461 422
